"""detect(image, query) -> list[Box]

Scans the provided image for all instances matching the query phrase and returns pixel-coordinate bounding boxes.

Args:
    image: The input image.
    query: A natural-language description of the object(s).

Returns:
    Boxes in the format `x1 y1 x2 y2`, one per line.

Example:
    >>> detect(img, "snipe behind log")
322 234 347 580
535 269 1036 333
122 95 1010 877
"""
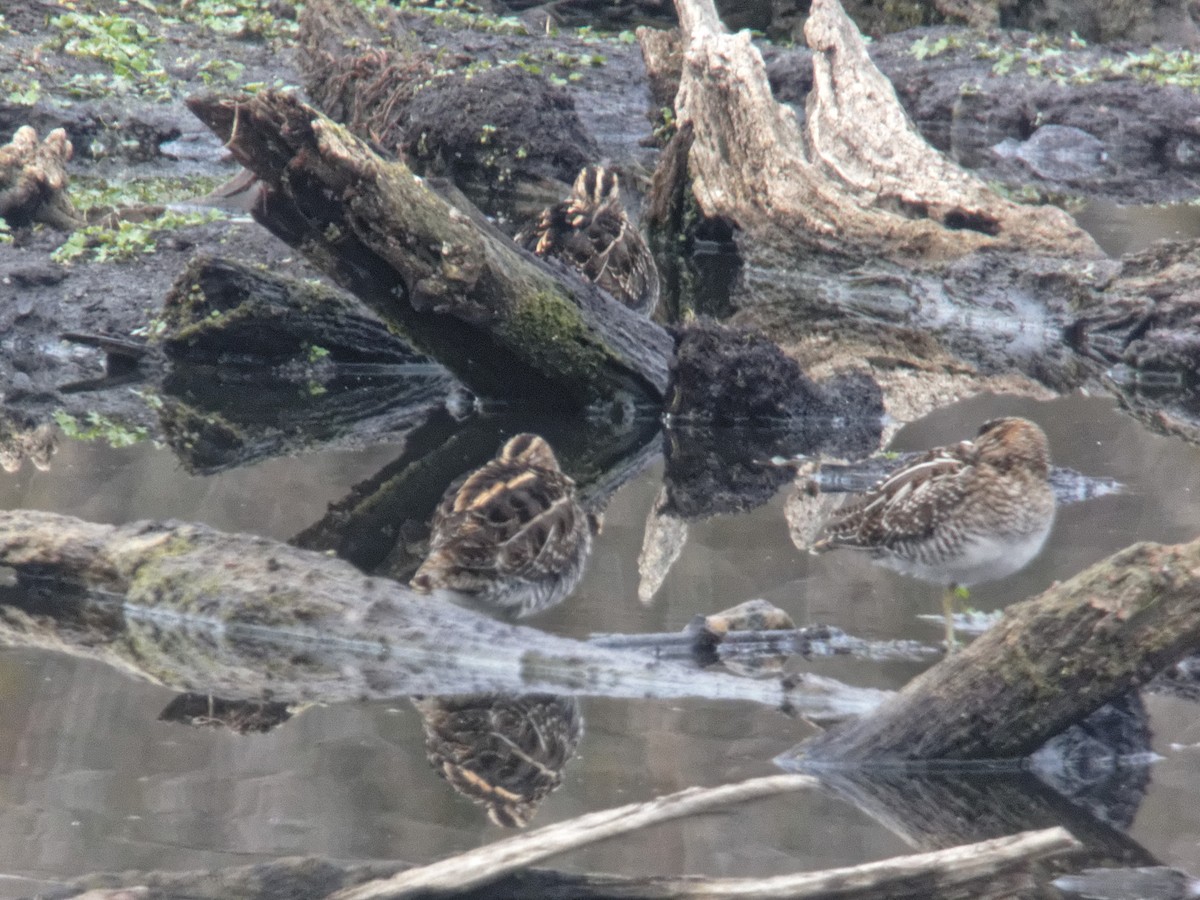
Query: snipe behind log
517 165 660 316
813 417 1057 648
411 433 599 617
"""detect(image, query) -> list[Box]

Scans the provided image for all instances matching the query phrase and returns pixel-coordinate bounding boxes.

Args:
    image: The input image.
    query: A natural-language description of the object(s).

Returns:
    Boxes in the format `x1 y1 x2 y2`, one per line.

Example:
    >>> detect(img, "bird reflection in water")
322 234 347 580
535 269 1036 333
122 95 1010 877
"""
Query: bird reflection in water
410 433 600 618
412 693 583 827
813 417 1056 649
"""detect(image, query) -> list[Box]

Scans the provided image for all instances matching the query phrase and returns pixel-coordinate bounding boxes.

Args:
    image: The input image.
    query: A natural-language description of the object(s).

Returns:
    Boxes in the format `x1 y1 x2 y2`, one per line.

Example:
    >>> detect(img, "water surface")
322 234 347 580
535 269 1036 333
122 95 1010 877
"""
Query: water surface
3 389 1200 895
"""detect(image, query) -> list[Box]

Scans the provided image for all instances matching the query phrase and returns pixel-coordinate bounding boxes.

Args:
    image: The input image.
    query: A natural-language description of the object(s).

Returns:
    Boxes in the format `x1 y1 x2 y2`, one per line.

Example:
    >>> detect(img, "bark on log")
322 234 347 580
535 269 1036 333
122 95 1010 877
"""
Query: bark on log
0 510 888 720
185 91 672 408
160 255 423 367
811 767 1156 864
788 538 1200 763
667 0 1100 260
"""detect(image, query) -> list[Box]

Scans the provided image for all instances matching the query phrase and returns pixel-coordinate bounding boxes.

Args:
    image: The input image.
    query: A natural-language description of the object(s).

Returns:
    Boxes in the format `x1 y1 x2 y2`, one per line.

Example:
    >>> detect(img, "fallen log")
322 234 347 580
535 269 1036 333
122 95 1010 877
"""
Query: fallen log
0 510 887 720
786 538 1200 763
809 765 1156 869
160 255 423 368
185 90 672 408
157 364 453 476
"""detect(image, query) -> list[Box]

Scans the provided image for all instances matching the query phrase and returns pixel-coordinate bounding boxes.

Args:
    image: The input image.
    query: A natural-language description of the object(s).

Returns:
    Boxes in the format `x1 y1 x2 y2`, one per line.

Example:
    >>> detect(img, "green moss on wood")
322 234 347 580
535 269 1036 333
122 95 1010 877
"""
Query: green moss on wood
499 288 616 397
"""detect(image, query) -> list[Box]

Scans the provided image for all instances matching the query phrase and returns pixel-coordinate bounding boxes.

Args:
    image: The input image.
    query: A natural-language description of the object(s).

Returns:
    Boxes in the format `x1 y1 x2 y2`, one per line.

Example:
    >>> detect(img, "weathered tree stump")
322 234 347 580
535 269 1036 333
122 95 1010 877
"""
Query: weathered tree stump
664 0 1099 260
0 125 82 230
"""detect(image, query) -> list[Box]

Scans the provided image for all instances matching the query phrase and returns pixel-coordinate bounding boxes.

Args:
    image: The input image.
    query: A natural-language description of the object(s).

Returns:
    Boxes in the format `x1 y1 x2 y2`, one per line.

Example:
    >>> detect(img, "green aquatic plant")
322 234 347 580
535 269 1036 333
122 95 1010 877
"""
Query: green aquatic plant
53 409 150 448
4 78 42 106
51 209 225 264
392 0 526 35
71 175 224 209
168 0 301 41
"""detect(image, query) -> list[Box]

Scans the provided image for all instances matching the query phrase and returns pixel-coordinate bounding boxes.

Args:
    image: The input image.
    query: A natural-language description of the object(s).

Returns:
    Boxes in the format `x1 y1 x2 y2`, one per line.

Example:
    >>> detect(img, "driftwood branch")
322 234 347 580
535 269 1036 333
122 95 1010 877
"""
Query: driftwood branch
789 537 1200 763
330 771 1076 900
185 91 671 408
42 801 1078 900
331 775 818 900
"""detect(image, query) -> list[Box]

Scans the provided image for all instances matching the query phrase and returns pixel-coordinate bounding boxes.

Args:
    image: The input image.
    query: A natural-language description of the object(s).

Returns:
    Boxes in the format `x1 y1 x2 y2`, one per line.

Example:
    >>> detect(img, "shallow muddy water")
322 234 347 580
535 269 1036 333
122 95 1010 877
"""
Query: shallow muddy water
3 388 1200 896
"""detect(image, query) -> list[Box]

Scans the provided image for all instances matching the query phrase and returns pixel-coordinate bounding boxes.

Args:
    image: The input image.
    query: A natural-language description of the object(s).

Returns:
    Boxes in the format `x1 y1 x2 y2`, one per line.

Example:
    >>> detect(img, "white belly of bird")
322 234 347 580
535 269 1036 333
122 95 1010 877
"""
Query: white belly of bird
879 512 1056 587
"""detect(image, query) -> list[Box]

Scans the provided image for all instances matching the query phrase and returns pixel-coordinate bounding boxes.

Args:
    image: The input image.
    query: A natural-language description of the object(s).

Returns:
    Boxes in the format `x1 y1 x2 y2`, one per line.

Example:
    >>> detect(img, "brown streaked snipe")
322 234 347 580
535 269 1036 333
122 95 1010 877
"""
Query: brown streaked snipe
813 417 1056 648
410 433 599 618
517 165 660 316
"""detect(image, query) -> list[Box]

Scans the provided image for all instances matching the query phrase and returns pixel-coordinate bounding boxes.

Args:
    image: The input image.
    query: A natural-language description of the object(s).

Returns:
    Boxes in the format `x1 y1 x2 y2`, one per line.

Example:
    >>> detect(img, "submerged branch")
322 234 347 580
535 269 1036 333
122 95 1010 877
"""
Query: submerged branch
0 510 886 719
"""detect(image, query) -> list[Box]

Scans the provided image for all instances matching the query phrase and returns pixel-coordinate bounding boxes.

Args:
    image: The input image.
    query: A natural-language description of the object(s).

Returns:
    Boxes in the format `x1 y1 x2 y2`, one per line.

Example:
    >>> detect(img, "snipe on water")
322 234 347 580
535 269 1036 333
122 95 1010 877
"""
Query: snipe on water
813 417 1057 648
517 165 660 316
410 433 599 617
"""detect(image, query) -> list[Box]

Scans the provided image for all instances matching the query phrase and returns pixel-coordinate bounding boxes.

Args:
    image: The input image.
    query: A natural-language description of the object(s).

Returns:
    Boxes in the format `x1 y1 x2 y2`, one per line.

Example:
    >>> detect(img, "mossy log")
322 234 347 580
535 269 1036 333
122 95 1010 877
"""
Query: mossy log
185 91 672 409
787 538 1200 763
0 510 887 719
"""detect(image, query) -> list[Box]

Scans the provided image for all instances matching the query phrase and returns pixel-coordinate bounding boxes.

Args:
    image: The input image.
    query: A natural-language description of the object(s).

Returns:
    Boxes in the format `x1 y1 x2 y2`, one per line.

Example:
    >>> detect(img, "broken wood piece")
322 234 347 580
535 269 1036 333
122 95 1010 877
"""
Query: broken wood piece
39 808 1076 899
186 91 672 408
788 537 1200 763
667 0 1099 259
0 125 82 230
